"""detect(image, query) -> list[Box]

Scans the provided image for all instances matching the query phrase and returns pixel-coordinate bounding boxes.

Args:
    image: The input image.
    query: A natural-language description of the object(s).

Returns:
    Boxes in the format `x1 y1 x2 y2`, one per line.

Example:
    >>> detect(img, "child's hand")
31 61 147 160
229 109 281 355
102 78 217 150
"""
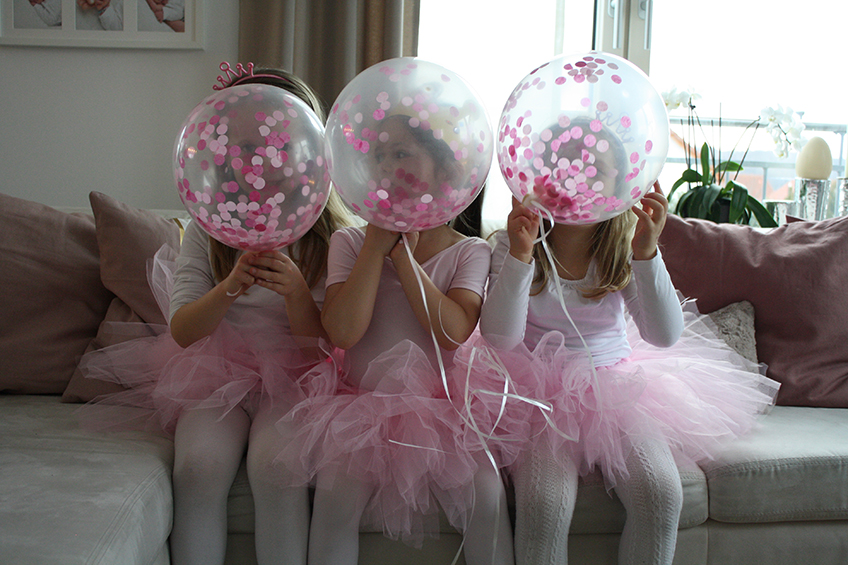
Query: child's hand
248 251 309 297
222 253 258 298
507 197 540 264
631 181 668 260
363 223 401 257
389 231 419 264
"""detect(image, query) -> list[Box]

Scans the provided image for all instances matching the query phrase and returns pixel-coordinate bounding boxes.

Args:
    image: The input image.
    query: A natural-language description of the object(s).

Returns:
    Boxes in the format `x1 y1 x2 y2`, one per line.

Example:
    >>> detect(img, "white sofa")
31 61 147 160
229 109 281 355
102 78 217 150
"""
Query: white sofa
2 191 848 564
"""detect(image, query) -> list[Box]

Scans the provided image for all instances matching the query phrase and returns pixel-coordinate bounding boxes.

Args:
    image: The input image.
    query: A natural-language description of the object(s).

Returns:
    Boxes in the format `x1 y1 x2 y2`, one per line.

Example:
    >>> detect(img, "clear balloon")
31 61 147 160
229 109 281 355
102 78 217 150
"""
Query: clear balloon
325 57 493 232
173 84 330 251
497 51 669 225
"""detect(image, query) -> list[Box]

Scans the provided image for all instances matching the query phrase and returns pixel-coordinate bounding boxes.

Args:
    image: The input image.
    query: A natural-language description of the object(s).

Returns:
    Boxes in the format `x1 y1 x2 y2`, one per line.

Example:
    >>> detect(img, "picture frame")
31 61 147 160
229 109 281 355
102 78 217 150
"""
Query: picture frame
0 0 203 49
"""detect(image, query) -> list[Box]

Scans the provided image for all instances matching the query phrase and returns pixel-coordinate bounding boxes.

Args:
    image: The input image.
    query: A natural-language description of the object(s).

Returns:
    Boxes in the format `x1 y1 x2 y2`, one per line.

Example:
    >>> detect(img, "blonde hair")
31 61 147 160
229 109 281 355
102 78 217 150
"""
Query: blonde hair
531 210 637 300
208 67 352 287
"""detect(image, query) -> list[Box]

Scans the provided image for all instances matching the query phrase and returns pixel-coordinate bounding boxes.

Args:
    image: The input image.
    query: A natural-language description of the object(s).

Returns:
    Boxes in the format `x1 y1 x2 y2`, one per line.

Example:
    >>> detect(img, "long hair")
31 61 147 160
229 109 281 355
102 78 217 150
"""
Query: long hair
208 67 351 287
531 210 636 300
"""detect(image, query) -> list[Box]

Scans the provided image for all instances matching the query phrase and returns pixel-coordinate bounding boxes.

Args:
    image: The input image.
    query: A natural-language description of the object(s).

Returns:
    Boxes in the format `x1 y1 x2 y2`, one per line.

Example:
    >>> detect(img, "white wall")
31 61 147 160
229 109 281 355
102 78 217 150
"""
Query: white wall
0 4 239 211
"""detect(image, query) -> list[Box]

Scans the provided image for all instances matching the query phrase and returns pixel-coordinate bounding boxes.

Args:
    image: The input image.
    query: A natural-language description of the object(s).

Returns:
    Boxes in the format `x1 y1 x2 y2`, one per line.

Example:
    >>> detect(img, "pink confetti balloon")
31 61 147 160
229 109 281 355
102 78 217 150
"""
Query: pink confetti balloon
325 57 493 232
498 51 669 225
173 84 330 251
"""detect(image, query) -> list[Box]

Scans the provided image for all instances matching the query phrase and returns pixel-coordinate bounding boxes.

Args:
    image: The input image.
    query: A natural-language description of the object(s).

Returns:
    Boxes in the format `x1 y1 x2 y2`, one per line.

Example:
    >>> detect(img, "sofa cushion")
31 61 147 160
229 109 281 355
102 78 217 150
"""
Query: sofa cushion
659 214 848 407
0 395 173 565
61 193 183 403
0 194 113 394
62 298 142 403
570 458 708 534
700 405 848 523
89 191 181 325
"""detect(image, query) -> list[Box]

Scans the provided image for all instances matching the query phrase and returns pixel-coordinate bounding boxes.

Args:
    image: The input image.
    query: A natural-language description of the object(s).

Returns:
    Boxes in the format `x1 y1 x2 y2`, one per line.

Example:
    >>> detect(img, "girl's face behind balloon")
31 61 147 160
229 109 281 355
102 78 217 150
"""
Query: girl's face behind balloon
373 116 445 201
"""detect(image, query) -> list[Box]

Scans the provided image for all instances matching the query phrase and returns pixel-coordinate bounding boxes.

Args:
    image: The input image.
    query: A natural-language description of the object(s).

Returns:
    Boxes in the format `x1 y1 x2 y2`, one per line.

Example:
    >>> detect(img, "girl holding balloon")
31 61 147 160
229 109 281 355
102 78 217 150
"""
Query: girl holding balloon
278 59 515 565
80 65 351 565
479 53 780 564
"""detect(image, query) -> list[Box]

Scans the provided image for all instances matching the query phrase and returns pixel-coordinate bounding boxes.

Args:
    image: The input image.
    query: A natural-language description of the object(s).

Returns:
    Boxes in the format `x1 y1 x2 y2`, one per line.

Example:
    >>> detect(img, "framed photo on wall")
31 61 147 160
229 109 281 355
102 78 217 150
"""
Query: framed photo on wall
0 0 203 48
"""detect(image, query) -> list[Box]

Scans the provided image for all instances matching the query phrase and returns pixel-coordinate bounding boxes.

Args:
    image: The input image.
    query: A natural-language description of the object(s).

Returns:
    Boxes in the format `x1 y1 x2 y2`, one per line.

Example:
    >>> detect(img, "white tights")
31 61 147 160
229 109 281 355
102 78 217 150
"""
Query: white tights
169 403 309 565
307 451 514 565
513 438 682 565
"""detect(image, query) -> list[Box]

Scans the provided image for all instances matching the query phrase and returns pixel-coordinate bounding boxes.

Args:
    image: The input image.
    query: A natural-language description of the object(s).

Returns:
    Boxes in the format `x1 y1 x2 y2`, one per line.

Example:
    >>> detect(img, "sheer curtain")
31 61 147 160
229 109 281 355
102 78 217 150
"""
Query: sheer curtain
239 0 419 114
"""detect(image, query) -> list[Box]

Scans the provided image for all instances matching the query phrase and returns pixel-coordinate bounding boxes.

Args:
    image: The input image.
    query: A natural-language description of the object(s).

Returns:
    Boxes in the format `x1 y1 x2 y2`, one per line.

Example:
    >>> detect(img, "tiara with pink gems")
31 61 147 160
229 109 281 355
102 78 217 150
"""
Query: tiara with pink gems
212 61 290 91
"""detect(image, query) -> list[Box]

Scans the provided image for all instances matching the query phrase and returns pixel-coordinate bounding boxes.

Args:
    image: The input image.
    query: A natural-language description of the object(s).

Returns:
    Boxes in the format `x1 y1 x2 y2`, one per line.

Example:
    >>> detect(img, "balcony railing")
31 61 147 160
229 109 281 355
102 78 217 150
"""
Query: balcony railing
667 118 847 200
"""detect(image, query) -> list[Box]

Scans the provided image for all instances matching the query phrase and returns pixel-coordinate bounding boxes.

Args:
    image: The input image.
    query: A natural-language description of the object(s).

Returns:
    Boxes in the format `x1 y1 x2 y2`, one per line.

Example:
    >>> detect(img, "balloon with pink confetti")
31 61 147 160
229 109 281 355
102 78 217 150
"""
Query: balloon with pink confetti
173 84 330 251
497 51 669 225
325 57 493 232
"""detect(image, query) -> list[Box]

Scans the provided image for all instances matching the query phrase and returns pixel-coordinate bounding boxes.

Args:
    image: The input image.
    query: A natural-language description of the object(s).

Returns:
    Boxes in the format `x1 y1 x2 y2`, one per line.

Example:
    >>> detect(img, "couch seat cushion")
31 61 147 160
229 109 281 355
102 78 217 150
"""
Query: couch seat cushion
0 395 174 565
225 455 708 537
570 458 708 534
701 406 848 523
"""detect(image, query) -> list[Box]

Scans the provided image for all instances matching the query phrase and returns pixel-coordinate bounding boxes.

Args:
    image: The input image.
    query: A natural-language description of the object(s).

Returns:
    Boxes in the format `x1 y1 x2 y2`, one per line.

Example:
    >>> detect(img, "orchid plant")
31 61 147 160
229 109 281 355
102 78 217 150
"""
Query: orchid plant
661 88 804 227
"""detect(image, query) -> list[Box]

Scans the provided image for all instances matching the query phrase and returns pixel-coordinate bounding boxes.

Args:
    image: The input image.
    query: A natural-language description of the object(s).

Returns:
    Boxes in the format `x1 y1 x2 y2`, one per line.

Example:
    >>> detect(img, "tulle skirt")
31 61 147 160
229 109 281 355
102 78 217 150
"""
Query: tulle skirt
460 306 780 490
278 338 529 547
76 246 330 436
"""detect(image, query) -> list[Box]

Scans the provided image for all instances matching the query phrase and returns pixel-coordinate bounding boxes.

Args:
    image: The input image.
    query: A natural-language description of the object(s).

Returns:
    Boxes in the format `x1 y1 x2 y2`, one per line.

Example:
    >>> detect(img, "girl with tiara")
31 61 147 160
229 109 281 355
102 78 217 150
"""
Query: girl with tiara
78 67 351 565
478 181 779 564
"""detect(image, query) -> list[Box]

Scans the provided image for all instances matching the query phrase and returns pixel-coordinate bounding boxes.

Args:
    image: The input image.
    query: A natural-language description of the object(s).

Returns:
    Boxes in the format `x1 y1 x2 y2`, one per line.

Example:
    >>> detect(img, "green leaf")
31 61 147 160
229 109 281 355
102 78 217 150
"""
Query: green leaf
728 182 749 223
699 184 723 218
675 188 696 216
716 161 743 173
669 169 704 200
747 196 779 227
681 169 703 182
699 142 712 185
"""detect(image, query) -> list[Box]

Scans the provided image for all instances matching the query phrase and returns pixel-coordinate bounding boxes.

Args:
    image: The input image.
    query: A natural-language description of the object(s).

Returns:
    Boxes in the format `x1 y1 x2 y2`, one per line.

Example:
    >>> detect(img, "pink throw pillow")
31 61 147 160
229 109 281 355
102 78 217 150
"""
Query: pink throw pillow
659 214 848 407
60 192 182 403
89 191 181 324
0 194 113 394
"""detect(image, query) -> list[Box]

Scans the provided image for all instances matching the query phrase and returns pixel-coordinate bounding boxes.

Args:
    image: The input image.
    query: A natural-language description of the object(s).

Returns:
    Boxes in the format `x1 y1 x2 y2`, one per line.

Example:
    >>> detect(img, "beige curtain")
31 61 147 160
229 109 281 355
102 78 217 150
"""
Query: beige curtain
239 0 420 115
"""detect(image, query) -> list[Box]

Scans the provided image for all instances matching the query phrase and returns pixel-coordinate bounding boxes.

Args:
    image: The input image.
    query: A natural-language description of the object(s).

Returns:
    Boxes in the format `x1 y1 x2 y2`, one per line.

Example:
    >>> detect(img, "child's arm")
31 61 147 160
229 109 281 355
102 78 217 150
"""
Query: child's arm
248 251 327 340
625 182 683 347
170 252 257 348
389 233 483 351
480 199 538 350
320 225 398 349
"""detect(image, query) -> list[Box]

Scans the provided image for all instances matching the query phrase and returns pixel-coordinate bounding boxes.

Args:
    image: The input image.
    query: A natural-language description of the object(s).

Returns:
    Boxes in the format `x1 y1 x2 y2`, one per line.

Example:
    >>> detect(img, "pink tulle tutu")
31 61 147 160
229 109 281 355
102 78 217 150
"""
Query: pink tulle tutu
77 246 330 435
278 338 527 546
461 306 780 489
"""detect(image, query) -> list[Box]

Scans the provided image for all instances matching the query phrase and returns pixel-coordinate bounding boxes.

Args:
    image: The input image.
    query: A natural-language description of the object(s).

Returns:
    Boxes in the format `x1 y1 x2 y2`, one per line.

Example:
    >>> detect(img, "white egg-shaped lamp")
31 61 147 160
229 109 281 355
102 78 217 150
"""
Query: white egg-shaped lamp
794 136 833 220
795 136 832 180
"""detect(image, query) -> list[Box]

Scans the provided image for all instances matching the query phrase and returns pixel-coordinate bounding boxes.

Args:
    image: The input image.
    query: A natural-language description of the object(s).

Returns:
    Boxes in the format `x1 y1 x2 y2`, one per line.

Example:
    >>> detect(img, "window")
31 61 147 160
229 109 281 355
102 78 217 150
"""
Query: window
595 0 848 204
419 0 848 223
418 0 595 227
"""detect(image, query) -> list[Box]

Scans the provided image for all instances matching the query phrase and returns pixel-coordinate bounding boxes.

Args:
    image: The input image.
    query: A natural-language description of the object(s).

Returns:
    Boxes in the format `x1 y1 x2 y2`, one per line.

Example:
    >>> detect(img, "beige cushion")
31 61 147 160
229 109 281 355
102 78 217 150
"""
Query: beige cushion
701 406 848 523
0 395 173 564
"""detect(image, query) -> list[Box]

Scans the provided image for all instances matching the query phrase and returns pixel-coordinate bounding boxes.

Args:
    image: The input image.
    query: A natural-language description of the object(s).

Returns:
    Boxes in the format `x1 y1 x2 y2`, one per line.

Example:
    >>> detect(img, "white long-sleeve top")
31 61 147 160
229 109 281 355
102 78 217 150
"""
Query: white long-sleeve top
168 221 325 332
480 231 683 368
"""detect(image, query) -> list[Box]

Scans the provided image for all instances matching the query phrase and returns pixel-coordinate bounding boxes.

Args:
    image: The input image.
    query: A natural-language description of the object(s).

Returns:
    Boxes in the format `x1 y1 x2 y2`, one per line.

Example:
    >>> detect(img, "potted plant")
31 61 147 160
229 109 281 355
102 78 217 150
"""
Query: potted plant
663 89 805 228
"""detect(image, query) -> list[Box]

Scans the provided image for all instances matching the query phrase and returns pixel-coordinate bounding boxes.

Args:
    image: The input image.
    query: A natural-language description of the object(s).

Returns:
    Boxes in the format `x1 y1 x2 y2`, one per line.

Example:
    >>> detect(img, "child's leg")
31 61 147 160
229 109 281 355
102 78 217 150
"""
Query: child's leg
613 438 683 565
511 448 578 565
463 451 515 565
308 463 374 565
170 405 251 565
246 403 309 565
